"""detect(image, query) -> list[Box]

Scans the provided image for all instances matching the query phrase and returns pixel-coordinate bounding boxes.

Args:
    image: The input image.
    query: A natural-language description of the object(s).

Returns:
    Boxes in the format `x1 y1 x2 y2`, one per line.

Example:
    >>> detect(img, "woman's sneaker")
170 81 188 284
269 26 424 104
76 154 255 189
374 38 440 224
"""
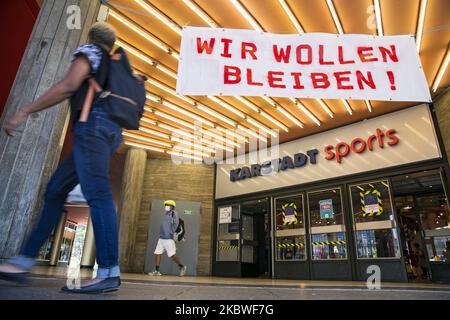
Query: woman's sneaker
149 270 162 276
179 265 187 276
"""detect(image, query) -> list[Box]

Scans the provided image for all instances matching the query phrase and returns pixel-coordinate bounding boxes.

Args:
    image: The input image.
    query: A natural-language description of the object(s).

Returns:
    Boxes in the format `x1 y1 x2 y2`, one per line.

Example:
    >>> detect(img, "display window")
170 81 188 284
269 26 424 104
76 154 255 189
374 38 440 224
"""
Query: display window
308 188 347 260
349 180 401 259
217 204 240 261
274 195 306 261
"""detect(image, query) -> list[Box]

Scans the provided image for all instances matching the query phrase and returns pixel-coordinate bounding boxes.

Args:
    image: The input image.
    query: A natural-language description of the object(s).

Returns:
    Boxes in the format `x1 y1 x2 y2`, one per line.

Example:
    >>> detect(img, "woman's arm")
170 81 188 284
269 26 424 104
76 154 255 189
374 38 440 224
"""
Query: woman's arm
3 56 91 136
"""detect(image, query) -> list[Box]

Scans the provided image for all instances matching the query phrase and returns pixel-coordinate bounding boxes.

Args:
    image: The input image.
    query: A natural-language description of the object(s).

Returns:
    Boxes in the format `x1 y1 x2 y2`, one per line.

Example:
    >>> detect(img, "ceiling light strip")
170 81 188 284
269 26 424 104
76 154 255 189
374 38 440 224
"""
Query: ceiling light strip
326 0 344 34
167 150 203 161
432 44 450 93
259 110 289 132
115 39 178 79
294 99 321 126
234 96 288 132
230 0 264 32
154 110 195 130
207 96 245 118
275 105 304 128
234 96 259 112
171 137 216 153
196 103 237 127
278 0 304 34
173 145 213 157
181 0 218 28
315 99 334 118
161 100 215 127
125 141 165 153
136 67 239 129
147 79 195 105
215 126 248 143
159 123 235 152
108 8 179 59
138 126 170 139
133 0 182 35
198 129 241 148
364 100 373 112
123 132 172 147
416 0 427 52
245 117 278 137
341 99 353 115
373 0 383 36
140 117 157 126
237 125 267 142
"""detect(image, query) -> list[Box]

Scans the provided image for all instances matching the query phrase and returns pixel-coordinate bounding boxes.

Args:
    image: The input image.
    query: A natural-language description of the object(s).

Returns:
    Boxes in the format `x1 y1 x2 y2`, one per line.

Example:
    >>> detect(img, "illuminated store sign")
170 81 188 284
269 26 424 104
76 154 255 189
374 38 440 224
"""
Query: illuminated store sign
230 128 399 182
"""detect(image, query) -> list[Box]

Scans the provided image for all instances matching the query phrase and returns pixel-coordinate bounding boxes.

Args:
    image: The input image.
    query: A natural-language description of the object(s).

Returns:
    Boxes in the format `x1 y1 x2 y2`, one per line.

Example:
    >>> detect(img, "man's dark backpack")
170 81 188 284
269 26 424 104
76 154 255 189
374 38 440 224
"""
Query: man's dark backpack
172 213 186 242
79 46 146 129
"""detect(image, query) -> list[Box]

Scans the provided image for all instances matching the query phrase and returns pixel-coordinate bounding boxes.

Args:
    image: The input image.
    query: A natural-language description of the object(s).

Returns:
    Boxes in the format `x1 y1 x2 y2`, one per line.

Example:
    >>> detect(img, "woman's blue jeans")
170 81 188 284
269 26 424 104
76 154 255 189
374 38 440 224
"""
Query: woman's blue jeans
8 103 123 278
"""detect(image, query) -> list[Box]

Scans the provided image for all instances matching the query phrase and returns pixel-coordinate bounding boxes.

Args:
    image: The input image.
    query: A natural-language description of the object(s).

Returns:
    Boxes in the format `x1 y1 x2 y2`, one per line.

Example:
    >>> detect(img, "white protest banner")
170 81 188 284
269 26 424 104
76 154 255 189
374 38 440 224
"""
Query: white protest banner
176 27 431 102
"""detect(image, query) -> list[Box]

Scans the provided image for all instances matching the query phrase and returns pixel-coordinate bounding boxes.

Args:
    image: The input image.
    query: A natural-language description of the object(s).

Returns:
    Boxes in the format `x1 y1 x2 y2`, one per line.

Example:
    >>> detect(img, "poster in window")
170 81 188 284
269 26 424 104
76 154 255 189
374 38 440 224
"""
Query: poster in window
219 206 232 224
319 199 334 219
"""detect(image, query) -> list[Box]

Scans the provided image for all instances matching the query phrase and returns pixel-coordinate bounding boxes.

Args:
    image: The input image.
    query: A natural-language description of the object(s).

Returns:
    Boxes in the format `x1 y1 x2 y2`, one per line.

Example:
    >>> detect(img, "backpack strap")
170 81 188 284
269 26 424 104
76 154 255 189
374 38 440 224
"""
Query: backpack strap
79 78 103 122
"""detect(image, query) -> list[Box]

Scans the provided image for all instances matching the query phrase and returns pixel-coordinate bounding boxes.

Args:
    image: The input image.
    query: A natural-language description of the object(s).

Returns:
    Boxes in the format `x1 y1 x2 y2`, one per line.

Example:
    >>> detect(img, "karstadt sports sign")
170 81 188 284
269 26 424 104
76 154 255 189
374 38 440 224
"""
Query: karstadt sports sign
215 104 441 199
230 128 399 182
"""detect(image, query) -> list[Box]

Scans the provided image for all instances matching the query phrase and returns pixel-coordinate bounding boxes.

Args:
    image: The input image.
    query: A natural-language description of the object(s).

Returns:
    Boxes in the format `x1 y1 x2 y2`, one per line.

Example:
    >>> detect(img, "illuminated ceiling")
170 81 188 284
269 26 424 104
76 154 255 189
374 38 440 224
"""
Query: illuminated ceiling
104 0 450 160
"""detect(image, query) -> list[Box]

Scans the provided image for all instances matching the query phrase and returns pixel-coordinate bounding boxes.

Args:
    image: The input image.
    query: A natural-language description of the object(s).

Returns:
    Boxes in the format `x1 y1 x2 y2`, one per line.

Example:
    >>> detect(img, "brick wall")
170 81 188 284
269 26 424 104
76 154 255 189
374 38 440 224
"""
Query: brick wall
131 158 215 275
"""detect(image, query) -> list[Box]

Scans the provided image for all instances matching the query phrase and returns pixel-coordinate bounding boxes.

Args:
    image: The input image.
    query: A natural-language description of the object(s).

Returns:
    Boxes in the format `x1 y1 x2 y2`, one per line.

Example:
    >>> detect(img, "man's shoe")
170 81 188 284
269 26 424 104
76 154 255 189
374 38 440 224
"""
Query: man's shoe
179 265 187 276
61 277 121 294
148 270 162 276
0 271 29 284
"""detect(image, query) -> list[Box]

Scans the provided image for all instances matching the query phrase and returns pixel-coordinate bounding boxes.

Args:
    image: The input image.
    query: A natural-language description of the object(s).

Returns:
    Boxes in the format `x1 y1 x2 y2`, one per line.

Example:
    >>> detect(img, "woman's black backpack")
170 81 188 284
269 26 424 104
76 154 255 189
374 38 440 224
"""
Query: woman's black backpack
79 46 146 129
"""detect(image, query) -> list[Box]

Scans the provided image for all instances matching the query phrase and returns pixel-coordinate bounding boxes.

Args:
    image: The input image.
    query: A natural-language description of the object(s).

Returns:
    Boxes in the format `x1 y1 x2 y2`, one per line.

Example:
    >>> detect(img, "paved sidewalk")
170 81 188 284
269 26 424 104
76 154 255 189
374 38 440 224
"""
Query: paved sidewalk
0 267 449 300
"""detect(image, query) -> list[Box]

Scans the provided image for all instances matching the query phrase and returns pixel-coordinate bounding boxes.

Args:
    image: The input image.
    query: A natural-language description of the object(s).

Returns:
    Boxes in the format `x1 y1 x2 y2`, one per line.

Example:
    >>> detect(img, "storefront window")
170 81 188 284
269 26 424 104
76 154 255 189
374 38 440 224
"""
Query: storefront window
275 195 306 261
416 193 450 262
217 205 240 261
276 236 306 260
350 180 401 258
308 188 347 260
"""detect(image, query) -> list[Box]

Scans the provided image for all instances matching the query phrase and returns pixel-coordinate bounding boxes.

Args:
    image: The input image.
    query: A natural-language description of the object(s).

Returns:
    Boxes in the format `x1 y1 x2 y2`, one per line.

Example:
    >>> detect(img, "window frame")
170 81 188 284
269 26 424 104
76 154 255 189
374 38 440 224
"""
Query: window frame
216 204 241 262
307 186 349 261
348 179 402 260
273 193 307 261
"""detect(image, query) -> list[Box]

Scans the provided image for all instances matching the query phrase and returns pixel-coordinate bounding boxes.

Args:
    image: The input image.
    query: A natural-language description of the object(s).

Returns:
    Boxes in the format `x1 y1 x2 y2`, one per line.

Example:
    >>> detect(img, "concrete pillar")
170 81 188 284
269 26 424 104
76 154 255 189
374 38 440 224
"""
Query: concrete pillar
434 87 450 165
118 148 147 272
0 0 101 259
48 210 68 266
80 216 95 268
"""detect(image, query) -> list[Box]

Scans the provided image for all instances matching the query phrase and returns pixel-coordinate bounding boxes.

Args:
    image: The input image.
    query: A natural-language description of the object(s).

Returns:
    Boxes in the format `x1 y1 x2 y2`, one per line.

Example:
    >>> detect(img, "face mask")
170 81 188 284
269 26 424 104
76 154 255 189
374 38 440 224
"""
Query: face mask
165 206 172 212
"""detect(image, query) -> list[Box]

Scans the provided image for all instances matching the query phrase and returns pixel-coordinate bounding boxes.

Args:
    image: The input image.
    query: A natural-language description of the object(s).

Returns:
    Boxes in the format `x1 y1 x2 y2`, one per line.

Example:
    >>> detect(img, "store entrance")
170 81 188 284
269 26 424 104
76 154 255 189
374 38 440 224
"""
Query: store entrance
240 199 271 277
392 170 450 282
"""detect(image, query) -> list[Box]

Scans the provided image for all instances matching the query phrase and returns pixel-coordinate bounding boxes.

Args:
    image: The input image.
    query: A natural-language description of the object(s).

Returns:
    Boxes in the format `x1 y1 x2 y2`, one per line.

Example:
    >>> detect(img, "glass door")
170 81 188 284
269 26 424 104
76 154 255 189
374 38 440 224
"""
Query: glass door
392 169 450 282
240 199 270 277
307 187 352 280
349 179 406 281
272 194 309 279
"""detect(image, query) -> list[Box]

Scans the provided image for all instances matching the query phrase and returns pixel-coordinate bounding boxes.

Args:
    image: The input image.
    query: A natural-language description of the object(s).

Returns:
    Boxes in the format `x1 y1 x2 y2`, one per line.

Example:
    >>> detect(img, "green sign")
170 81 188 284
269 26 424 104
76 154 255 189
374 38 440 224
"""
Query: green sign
319 199 334 219
183 210 193 215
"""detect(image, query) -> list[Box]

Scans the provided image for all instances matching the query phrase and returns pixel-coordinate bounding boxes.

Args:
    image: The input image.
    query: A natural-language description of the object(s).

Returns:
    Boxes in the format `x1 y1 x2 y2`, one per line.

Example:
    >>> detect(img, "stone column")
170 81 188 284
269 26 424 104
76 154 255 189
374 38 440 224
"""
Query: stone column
0 0 101 259
434 87 450 165
118 148 147 272
80 216 95 268
48 210 68 266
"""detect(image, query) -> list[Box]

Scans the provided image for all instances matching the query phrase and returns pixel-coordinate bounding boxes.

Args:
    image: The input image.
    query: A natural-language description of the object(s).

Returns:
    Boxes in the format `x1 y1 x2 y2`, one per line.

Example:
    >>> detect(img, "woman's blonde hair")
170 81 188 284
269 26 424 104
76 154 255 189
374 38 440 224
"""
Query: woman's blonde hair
88 22 116 51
